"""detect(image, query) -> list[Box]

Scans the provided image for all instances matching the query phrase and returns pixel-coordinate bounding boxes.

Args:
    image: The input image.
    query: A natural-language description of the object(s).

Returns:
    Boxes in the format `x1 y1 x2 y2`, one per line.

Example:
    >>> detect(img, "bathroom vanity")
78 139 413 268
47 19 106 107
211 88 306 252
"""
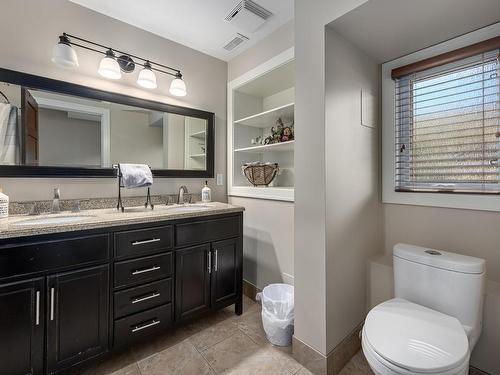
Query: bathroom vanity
0 204 243 375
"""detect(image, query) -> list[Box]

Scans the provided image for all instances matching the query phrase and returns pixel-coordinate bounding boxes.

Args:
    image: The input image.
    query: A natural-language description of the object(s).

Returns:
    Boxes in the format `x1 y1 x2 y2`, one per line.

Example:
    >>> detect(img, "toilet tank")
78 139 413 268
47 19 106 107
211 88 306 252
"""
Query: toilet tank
393 243 485 348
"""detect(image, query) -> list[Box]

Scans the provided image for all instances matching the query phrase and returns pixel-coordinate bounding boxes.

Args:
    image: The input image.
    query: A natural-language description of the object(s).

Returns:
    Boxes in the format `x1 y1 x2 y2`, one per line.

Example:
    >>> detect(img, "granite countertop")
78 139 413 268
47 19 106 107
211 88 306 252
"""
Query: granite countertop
0 202 244 240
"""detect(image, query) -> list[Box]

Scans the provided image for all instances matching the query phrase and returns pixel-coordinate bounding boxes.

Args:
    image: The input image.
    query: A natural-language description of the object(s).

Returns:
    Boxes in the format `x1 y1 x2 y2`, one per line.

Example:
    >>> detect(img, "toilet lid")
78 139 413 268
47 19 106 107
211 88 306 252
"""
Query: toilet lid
364 298 469 373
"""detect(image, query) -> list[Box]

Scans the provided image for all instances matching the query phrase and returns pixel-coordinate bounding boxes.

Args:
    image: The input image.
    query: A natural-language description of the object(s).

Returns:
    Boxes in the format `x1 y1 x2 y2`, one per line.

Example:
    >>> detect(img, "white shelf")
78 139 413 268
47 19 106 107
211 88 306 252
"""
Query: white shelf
189 154 206 158
190 130 206 139
234 103 294 128
229 186 294 202
234 140 294 153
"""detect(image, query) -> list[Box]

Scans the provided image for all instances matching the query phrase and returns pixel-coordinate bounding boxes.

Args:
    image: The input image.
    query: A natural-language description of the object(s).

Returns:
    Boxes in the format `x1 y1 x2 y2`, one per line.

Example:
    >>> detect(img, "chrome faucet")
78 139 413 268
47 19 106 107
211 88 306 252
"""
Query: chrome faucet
177 186 188 204
51 188 61 214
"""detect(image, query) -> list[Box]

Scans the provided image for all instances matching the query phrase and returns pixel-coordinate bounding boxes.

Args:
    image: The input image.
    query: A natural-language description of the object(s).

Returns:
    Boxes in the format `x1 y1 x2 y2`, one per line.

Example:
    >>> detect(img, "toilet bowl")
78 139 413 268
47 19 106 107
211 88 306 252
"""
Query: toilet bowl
362 244 485 375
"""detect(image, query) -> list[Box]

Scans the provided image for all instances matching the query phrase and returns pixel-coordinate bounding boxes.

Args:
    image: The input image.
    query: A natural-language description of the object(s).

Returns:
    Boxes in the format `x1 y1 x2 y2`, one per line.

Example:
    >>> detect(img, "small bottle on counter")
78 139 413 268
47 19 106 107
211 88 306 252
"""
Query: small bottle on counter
0 187 9 219
201 181 212 203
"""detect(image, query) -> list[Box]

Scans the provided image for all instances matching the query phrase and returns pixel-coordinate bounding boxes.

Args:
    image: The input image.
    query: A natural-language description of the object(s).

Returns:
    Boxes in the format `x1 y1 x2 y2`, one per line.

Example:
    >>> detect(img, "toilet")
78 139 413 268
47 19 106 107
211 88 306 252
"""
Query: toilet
362 244 485 375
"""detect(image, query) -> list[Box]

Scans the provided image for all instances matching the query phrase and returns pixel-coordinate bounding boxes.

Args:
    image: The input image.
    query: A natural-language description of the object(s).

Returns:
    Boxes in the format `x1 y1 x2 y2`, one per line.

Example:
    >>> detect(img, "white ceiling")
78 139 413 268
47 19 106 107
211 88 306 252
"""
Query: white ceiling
68 0 294 61
329 0 500 63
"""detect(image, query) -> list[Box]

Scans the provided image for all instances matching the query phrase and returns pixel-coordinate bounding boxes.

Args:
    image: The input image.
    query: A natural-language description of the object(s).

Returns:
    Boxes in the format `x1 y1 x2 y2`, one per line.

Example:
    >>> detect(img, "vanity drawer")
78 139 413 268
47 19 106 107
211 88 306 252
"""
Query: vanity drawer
115 225 173 259
175 216 241 247
0 234 109 280
114 303 172 347
114 252 173 288
114 278 172 319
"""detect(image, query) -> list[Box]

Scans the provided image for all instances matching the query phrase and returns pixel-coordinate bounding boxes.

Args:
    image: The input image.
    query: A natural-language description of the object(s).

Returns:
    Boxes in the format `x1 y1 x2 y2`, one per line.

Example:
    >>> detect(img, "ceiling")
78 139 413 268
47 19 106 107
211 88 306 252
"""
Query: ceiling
69 0 294 61
329 0 500 63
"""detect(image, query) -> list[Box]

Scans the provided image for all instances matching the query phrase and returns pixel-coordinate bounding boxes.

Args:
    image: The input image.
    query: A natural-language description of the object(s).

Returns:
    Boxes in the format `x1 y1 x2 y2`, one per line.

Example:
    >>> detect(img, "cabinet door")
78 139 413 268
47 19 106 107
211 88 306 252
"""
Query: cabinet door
175 244 211 321
0 278 44 375
211 238 241 309
47 265 109 374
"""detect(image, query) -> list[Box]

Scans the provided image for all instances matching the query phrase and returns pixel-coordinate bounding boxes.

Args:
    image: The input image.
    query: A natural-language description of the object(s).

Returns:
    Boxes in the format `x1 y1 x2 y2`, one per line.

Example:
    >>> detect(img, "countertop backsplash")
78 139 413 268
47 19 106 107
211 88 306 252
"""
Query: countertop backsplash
9 193 202 216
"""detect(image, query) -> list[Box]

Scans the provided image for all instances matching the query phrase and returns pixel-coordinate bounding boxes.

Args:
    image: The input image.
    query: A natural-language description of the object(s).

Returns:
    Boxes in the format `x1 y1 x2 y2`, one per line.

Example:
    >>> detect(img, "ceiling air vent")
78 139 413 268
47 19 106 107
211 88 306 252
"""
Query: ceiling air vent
224 0 273 33
223 33 249 51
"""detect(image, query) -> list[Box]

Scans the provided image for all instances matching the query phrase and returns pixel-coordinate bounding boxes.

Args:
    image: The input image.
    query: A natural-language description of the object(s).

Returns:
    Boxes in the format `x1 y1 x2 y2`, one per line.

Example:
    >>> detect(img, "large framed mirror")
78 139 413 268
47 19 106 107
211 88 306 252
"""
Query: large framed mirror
0 68 214 177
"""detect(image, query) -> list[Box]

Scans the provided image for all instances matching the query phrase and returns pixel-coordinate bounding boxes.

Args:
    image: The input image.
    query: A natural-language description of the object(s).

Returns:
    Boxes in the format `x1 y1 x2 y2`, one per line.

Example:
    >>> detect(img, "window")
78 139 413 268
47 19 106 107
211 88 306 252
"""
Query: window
393 38 500 194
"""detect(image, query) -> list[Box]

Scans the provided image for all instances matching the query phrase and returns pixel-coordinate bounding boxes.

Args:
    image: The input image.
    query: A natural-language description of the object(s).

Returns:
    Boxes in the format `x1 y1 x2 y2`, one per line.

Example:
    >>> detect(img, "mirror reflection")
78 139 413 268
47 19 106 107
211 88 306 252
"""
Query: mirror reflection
0 82 207 170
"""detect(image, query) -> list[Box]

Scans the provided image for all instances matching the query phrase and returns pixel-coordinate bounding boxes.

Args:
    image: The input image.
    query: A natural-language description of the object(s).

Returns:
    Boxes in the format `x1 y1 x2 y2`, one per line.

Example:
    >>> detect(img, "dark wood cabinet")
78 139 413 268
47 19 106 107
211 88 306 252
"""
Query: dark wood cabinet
0 278 45 375
46 265 109 374
0 212 242 375
175 244 211 321
211 238 241 309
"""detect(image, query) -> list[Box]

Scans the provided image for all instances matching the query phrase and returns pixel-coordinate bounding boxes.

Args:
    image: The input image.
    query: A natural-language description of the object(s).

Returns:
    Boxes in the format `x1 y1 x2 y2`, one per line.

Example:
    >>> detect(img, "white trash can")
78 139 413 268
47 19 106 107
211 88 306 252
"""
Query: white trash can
258 283 294 346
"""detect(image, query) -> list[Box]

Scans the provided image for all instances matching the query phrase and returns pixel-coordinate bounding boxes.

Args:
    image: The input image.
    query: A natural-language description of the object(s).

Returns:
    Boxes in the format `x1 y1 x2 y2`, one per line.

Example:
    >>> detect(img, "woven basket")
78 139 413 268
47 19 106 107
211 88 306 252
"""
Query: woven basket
242 163 279 187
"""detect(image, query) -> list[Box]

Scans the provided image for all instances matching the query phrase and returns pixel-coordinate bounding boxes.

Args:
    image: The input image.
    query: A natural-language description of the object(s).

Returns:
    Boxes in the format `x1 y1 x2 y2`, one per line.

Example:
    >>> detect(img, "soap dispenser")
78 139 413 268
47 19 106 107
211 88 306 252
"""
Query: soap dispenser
0 187 9 219
201 181 212 203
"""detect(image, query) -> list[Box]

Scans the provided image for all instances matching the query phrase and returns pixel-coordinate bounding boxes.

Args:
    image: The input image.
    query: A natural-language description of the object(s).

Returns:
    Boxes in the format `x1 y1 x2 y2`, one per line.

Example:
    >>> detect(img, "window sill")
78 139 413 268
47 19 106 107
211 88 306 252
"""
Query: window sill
383 189 500 212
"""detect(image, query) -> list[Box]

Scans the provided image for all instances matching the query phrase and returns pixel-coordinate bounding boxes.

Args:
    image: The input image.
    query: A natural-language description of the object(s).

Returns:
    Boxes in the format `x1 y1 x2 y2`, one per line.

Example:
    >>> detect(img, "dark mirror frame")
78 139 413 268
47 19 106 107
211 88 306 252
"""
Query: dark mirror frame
0 68 215 178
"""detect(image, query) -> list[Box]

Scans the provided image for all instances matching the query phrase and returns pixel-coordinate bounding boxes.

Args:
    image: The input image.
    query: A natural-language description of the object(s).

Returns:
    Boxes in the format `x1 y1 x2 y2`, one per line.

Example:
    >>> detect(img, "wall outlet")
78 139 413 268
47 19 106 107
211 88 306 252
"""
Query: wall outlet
216 174 224 186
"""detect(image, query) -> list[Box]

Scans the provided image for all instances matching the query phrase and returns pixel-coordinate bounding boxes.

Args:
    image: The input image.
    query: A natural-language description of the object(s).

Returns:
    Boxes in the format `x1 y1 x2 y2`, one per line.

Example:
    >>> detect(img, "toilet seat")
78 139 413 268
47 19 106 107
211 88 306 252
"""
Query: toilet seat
363 298 470 374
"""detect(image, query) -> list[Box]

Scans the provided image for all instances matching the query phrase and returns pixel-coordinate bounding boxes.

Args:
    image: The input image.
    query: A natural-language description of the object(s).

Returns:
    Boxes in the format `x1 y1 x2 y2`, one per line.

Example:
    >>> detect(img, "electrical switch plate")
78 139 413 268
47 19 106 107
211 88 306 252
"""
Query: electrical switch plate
216 174 224 186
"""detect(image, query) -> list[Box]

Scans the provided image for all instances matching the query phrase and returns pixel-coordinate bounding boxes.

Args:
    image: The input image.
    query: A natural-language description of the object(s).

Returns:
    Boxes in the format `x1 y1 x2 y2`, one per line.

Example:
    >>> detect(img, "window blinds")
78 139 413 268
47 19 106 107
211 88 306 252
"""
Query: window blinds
395 47 500 193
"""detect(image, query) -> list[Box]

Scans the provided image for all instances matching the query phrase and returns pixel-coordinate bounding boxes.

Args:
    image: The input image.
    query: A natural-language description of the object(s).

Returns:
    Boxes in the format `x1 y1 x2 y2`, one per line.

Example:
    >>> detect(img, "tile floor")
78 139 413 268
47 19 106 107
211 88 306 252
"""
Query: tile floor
78 296 373 375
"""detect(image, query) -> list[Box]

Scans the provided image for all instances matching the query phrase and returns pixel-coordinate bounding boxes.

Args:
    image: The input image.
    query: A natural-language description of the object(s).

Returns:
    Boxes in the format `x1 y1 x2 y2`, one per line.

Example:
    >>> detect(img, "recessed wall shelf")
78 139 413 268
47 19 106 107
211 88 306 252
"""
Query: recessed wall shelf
234 140 294 153
234 103 294 128
227 48 295 202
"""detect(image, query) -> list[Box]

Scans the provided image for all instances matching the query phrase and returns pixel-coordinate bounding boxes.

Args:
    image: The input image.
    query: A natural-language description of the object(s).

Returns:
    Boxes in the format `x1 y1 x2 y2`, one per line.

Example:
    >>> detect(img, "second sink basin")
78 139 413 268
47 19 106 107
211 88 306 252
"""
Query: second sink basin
14 215 95 226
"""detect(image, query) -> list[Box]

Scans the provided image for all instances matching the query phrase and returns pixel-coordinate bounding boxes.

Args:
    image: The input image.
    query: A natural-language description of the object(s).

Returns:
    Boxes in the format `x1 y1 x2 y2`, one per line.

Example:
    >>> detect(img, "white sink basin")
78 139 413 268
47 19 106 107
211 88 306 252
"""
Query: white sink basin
14 215 95 226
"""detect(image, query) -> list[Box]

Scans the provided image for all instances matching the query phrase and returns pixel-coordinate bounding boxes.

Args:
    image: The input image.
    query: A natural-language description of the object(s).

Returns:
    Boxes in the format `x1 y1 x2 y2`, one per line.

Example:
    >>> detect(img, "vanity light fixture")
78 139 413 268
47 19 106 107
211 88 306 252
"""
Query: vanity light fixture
52 33 187 96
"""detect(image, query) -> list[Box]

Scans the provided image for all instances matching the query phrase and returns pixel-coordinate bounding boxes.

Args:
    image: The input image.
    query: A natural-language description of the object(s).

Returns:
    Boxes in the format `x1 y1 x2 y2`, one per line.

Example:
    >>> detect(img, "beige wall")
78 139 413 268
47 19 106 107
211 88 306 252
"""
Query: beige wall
227 18 295 291
294 0 369 356
229 196 294 289
0 0 227 202
324 27 382 351
384 204 500 283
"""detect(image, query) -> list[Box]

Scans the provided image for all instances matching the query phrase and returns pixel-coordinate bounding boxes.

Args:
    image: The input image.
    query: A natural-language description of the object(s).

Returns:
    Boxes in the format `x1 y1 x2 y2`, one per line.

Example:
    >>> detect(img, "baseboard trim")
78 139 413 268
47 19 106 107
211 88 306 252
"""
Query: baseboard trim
242 279 260 301
292 323 363 375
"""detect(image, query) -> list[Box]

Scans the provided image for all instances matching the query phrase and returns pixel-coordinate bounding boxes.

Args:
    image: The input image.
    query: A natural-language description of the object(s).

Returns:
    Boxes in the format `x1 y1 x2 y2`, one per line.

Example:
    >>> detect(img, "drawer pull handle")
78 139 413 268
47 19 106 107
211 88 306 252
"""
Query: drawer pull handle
35 291 40 326
207 251 212 274
132 238 161 246
132 292 160 304
50 287 55 321
132 266 161 275
132 319 160 333
214 249 218 272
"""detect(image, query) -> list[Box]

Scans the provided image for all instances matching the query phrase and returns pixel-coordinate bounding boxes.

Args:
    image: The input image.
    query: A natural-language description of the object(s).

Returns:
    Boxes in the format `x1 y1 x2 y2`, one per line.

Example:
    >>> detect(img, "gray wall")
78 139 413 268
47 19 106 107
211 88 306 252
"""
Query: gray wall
294 0 369 356
324 27 382 351
0 0 227 201
38 108 101 167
